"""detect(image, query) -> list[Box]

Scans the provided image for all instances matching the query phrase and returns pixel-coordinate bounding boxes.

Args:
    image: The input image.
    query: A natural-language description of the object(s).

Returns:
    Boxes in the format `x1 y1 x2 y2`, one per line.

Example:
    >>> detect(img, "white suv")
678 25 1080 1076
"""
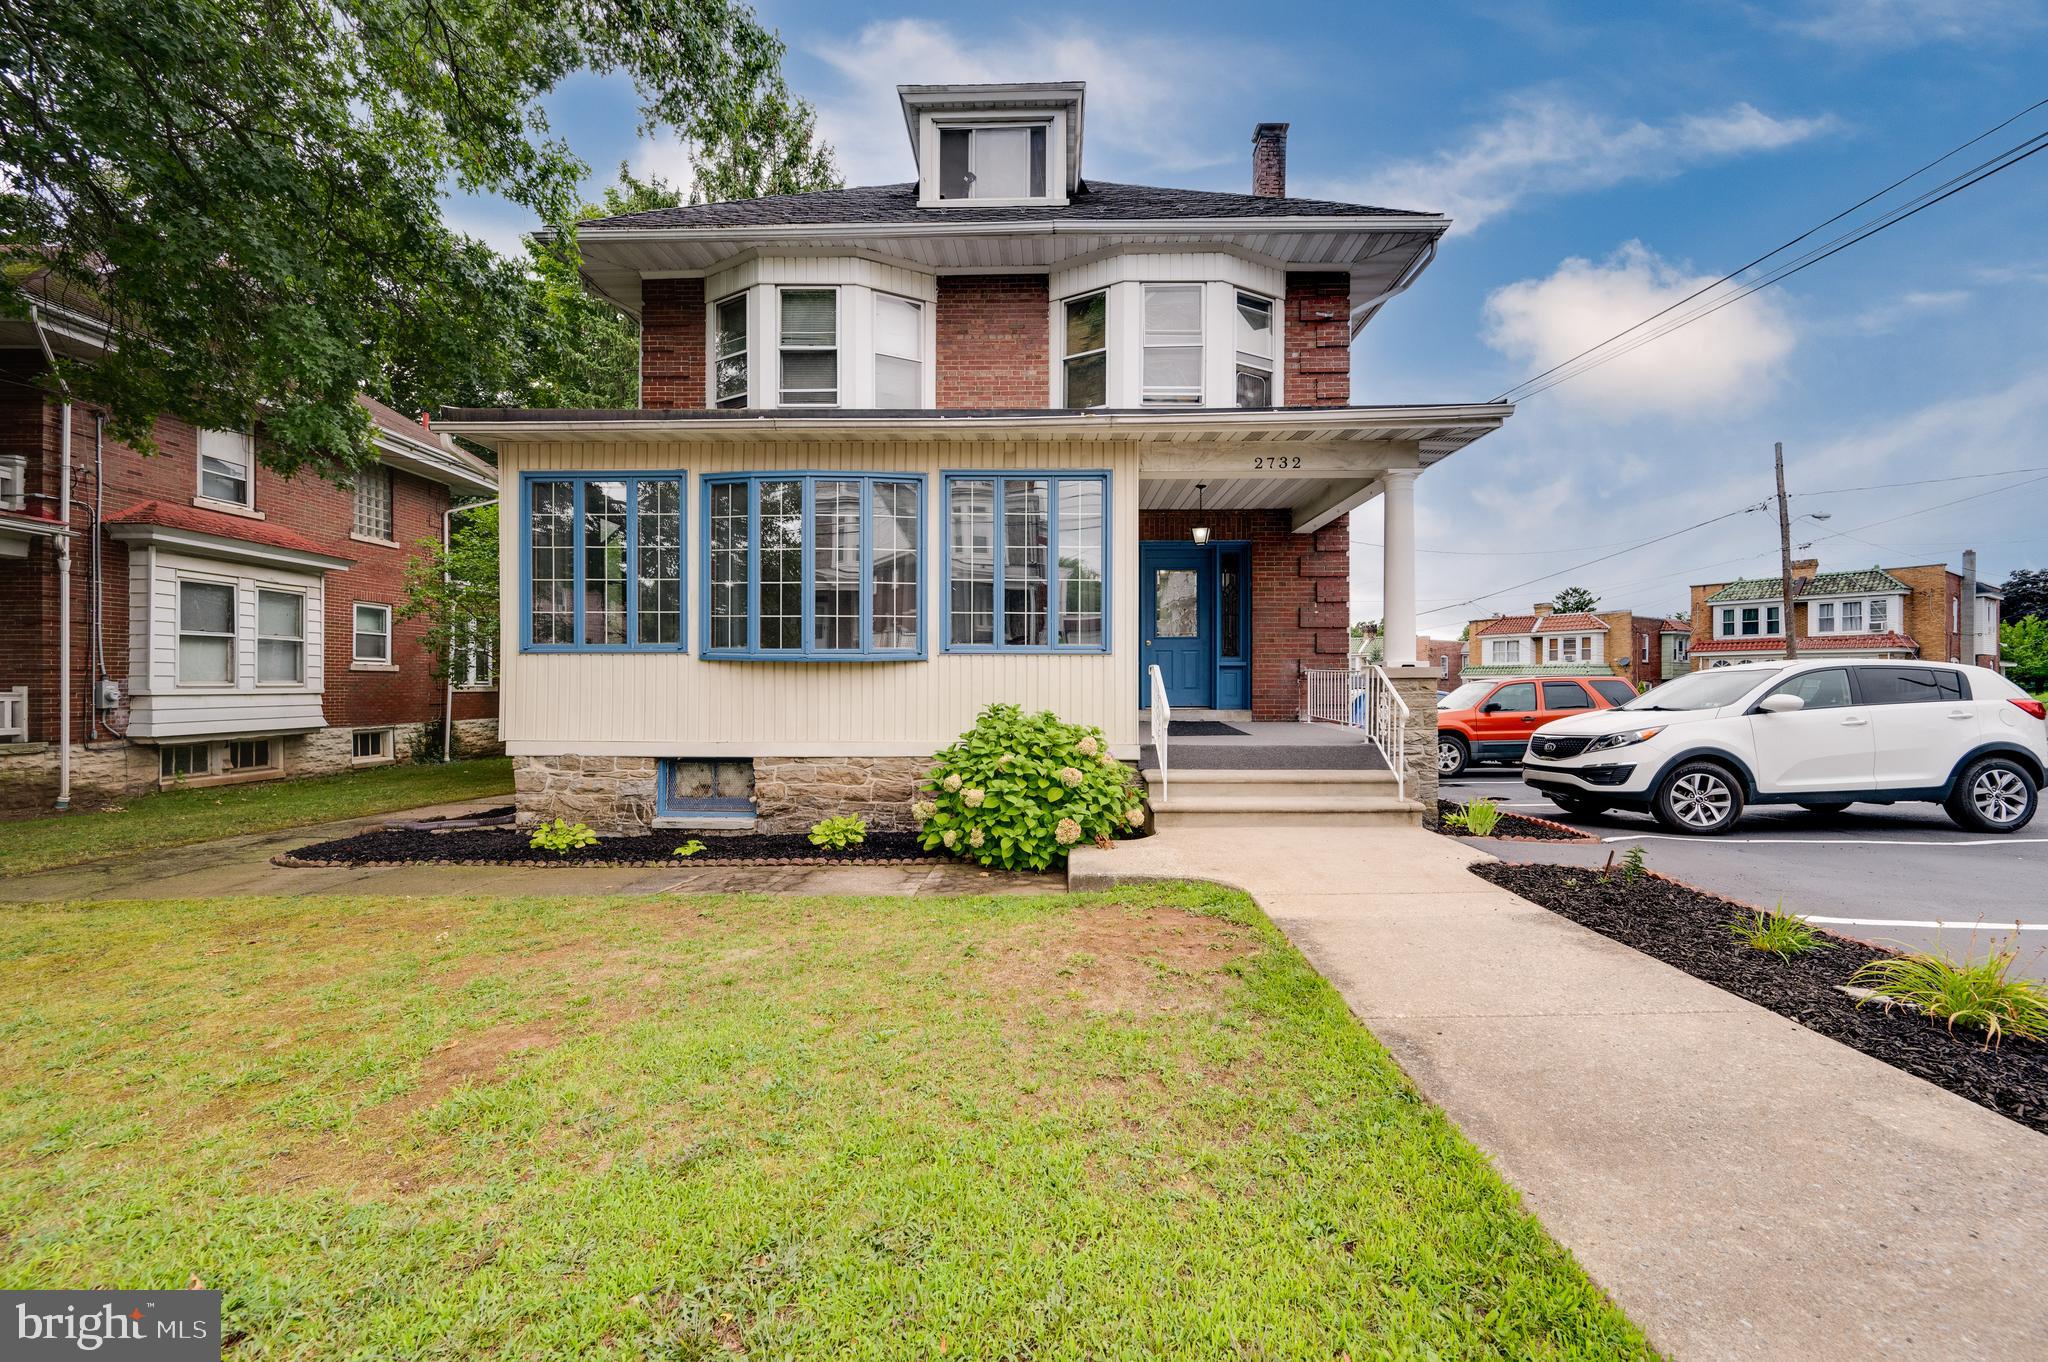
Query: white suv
1520 659 2047 835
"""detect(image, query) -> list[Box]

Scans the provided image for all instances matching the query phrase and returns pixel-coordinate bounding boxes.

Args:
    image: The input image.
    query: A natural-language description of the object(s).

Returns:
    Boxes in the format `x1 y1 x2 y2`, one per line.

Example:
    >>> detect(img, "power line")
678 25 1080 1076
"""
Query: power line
1791 464 2048 496
1492 94 2048 405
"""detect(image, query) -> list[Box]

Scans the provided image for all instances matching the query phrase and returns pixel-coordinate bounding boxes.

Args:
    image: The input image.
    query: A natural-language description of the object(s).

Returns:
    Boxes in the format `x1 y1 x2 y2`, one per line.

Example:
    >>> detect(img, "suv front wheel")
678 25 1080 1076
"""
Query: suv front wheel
1945 756 2038 834
1652 761 1745 835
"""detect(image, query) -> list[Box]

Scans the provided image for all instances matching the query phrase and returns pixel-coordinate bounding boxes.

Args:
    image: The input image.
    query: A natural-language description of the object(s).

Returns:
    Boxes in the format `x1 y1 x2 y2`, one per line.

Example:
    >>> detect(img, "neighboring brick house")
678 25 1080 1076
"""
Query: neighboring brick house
1686 557 2001 670
442 79 1512 832
1463 603 1689 688
1350 630 1463 690
0 313 500 814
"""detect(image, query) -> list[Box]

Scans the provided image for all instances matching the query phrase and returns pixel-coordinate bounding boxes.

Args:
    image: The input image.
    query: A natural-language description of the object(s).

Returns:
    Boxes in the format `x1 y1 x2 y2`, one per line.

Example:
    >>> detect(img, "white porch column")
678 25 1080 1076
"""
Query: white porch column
1380 468 1419 667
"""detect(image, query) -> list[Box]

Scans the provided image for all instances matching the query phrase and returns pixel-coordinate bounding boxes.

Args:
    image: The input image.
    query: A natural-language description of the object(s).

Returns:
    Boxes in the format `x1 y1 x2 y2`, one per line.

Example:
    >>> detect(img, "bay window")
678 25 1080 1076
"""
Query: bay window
178 580 236 685
778 289 838 405
256 589 304 684
522 472 686 651
938 124 1048 201
873 294 924 407
714 294 748 408
1235 293 1274 407
1141 284 1203 405
703 473 923 659
1840 599 1863 631
1062 292 1107 408
1869 597 1889 631
944 472 1107 651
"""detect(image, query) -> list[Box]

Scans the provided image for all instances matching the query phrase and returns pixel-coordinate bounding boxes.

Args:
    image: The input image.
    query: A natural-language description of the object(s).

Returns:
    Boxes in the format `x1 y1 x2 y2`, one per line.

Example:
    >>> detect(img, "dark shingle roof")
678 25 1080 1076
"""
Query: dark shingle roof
578 181 1434 232
1705 568 1911 603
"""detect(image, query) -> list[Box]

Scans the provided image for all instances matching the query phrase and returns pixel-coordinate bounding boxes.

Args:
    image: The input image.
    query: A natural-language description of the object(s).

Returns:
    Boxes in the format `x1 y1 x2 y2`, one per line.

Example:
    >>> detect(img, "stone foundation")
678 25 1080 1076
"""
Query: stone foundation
1385 666 1441 826
511 753 930 835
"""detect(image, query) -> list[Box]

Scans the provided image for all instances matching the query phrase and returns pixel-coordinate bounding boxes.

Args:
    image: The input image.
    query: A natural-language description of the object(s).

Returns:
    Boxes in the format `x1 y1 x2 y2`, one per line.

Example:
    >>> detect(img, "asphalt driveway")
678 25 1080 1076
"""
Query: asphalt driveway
1443 767 2048 980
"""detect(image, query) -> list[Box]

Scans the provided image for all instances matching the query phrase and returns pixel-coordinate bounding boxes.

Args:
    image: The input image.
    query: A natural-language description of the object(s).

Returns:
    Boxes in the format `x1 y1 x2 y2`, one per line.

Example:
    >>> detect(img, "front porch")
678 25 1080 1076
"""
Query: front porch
1141 716 1390 771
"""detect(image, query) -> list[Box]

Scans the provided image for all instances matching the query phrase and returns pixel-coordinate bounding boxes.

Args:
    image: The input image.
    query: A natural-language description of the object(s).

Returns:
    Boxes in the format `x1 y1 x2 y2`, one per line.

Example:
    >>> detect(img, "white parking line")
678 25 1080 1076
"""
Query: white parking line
1798 915 2048 931
1597 834 2048 848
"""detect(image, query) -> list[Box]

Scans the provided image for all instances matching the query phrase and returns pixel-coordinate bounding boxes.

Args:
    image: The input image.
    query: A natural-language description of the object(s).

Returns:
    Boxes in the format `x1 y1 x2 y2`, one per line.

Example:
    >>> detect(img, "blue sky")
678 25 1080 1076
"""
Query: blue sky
449 0 2048 634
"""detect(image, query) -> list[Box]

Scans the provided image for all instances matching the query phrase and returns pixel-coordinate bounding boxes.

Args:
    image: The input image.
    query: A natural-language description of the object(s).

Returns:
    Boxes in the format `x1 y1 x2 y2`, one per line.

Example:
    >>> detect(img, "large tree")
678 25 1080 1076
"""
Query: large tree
0 0 837 477
1999 568 2048 623
1550 586 1600 614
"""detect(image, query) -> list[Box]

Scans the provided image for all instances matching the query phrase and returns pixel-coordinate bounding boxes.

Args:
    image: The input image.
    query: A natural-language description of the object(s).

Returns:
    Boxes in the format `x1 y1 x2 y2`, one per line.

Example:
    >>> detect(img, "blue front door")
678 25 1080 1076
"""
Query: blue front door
1140 542 1214 708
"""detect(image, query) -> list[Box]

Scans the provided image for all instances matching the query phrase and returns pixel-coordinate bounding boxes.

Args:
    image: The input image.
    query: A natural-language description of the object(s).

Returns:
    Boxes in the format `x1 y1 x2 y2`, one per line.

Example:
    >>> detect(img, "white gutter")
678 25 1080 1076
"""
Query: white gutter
1349 238 1438 338
29 305 72 810
562 213 1451 243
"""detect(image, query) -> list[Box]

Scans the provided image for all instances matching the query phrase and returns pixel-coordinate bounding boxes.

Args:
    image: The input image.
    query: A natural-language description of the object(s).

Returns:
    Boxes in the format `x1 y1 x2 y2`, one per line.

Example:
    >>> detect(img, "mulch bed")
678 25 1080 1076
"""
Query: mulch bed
278 827 959 868
1473 861 2048 1135
1436 800 1594 843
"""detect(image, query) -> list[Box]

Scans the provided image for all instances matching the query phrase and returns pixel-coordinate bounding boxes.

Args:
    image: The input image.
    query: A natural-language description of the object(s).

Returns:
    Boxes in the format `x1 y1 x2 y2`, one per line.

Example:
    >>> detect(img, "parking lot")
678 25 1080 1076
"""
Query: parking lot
1444 766 2048 980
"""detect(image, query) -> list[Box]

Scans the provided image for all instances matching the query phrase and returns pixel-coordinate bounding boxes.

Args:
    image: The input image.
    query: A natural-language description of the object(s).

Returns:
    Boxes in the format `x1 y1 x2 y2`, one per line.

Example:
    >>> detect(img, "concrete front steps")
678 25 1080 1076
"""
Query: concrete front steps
1142 767 1424 828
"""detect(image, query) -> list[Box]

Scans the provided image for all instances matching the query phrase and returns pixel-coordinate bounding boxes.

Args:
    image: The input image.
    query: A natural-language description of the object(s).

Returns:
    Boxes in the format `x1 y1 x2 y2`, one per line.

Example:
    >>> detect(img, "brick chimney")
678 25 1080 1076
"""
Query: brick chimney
1252 123 1289 197
1532 601 1554 617
1790 558 1819 578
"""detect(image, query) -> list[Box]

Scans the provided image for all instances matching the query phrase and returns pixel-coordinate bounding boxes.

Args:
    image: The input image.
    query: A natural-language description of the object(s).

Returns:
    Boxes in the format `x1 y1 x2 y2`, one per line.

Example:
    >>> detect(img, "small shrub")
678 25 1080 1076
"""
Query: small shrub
1618 845 1648 885
917 703 1143 871
1851 946 2048 1046
1727 903 1826 959
672 839 706 858
808 815 867 851
1443 797 1502 837
529 819 597 856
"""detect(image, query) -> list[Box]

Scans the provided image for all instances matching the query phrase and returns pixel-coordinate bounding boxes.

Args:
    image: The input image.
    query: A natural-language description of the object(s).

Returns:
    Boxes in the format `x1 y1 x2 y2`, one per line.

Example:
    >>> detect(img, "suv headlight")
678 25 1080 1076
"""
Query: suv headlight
1584 726 1665 753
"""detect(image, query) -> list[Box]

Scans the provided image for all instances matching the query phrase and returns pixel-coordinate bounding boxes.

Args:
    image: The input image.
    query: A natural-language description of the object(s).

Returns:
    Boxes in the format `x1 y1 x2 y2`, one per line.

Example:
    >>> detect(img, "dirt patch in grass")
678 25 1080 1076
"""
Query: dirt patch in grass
1475 861 2048 1134
393 1020 563 1118
981 902 1257 1016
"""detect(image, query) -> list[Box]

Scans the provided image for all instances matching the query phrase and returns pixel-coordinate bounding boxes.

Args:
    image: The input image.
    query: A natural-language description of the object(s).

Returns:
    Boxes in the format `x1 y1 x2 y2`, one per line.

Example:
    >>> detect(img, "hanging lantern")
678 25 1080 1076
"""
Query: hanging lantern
1190 483 1210 546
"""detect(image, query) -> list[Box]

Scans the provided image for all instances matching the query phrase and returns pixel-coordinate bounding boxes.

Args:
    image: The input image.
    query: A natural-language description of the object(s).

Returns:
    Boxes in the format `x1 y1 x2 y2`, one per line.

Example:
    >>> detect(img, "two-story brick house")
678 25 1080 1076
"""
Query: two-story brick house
1686 555 2001 671
440 82 1512 832
0 294 500 814
1464 604 1690 689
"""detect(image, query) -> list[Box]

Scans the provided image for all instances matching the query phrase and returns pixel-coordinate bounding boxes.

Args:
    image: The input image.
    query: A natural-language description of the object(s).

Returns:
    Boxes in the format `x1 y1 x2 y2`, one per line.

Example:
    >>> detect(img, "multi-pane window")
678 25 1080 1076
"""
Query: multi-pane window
1235 292 1274 407
1816 602 1835 632
225 739 272 771
873 294 924 407
523 473 686 651
352 468 394 540
1868 598 1889 631
702 474 924 659
456 621 495 687
198 429 253 506
160 743 207 778
352 729 389 761
1840 600 1863 631
1062 293 1107 408
944 473 1108 651
178 580 236 685
938 124 1048 200
256 589 304 684
714 295 748 408
778 289 838 405
353 604 391 663
1719 605 1782 637
1141 284 1204 405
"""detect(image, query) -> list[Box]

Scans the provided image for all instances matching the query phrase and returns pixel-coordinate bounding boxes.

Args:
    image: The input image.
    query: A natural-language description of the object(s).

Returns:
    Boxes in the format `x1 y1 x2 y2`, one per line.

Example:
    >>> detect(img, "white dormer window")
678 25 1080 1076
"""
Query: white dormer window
938 124 1048 201
873 294 924 407
714 294 748 408
1141 284 1204 406
778 288 838 406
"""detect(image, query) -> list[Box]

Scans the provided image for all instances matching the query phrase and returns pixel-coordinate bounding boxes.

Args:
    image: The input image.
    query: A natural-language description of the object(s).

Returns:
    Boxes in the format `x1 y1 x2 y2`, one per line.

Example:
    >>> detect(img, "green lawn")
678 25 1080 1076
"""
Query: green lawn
0 757 512 876
0 885 1647 1359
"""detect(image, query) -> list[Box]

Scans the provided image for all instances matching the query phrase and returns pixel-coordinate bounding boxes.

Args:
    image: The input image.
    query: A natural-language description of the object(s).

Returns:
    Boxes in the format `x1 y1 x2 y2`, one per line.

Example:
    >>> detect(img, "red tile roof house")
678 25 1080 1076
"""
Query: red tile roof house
1463 603 1690 688
435 82 1513 832
0 300 500 814
1686 557 2000 671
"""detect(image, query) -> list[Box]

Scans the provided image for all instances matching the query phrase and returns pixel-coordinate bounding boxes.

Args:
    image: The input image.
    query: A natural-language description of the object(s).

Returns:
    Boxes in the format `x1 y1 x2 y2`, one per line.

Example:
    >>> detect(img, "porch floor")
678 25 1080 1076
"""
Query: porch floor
1140 718 1389 771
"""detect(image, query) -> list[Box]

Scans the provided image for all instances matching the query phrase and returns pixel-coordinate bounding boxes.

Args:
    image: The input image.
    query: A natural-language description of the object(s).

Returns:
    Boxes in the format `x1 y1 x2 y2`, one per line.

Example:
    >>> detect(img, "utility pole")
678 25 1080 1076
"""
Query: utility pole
1775 442 1798 660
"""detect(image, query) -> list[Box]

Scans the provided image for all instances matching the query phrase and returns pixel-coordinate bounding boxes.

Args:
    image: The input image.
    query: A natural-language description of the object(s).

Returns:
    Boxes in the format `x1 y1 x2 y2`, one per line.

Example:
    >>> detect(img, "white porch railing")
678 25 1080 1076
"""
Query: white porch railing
0 686 26 742
1304 666 1409 799
1148 663 1171 802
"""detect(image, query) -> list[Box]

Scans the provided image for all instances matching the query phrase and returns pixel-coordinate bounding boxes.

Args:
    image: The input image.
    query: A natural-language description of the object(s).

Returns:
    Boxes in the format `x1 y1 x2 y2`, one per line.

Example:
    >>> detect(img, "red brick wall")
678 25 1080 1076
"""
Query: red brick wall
640 278 706 409
936 275 1049 408
1138 508 1348 720
1284 272 1351 408
0 358 494 743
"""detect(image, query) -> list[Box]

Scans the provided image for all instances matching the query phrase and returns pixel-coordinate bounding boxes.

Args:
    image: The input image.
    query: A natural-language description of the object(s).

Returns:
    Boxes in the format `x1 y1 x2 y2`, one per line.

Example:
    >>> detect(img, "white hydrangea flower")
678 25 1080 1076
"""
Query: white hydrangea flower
1126 806 1146 827
996 752 1014 765
1058 766 1084 787
1075 735 1099 756
963 788 986 808
1054 817 1082 846
912 800 936 823
941 829 958 848
968 828 985 849
943 773 962 792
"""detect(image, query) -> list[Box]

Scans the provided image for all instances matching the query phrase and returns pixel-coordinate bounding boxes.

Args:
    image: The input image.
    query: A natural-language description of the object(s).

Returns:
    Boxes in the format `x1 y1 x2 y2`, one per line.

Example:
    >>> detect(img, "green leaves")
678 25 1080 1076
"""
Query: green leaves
916 704 1143 872
527 818 598 855
807 816 867 851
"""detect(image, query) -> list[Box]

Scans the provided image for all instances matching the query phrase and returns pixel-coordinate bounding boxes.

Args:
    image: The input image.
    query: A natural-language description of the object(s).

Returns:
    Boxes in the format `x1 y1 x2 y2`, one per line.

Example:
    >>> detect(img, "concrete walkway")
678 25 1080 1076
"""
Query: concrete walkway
1070 827 2048 1360
0 800 1057 902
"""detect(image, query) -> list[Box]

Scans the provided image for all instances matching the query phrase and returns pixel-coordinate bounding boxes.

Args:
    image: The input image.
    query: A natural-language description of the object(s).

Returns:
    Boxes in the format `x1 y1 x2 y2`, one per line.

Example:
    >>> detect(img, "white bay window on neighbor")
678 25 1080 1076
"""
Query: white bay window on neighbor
525 473 685 651
178 580 236 685
944 473 1106 651
256 590 305 684
704 473 922 659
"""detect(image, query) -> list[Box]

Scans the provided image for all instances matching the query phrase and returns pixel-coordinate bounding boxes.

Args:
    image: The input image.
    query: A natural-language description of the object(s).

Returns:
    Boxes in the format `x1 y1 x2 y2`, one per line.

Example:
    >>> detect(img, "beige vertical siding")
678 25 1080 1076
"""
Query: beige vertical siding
497 438 1142 758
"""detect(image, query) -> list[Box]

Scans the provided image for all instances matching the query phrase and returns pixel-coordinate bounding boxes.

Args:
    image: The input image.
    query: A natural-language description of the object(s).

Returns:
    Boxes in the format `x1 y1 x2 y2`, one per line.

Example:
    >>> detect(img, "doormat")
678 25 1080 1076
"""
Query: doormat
1167 720 1248 737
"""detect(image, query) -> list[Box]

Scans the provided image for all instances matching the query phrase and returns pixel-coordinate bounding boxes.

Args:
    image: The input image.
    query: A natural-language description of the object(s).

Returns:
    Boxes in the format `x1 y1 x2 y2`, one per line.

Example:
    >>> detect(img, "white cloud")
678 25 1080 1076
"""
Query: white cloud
804 19 1259 187
1778 0 2045 49
1845 288 1971 334
627 131 700 198
1482 241 1797 417
1335 94 1837 232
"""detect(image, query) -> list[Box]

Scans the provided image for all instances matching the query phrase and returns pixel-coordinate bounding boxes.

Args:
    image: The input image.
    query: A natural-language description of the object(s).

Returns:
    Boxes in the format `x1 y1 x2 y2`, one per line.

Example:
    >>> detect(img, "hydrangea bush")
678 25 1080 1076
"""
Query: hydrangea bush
916 703 1147 871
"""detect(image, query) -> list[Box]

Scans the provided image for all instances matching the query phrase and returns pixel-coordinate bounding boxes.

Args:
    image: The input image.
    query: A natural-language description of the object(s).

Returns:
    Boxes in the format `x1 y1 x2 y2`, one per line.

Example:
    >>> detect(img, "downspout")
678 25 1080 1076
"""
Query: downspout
29 306 73 811
442 496 498 762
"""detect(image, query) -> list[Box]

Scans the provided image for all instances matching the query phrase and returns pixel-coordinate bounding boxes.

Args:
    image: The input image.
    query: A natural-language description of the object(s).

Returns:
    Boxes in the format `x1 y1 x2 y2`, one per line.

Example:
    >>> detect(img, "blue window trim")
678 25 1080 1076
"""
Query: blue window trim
697 470 928 661
656 758 757 820
519 470 689 653
939 469 1113 654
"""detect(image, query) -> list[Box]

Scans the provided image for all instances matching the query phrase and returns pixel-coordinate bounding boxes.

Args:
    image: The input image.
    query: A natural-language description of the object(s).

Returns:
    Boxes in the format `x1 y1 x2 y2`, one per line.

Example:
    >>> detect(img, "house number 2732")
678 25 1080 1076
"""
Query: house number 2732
1252 456 1303 470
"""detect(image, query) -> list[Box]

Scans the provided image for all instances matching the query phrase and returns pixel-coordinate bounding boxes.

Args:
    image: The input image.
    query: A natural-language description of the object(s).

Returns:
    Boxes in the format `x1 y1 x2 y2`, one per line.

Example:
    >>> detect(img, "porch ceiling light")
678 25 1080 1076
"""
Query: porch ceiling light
1191 483 1209 546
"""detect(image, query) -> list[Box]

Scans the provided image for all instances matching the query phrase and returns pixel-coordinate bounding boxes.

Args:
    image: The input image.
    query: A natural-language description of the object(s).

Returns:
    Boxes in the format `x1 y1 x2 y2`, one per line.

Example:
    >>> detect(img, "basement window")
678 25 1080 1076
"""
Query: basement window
657 758 756 823
160 743 208 779
352 729 392 764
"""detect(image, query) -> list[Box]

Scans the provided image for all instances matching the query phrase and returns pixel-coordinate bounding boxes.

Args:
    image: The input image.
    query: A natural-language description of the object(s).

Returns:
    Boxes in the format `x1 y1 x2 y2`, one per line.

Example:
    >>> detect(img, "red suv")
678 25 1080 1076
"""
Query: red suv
1436 675 1638 777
